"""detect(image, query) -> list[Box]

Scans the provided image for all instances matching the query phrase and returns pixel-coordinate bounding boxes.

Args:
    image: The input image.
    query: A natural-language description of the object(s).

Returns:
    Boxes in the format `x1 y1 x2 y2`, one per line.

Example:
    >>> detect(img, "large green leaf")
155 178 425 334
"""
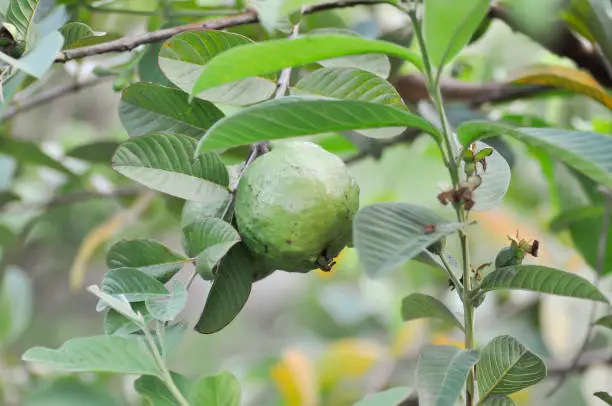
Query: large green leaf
0 266 32 346
196 97 439 153
415 345 480 406
0 137 72 175
145 281 187 322
423 0 490 68
134 373 192 406
112 132 231 203
353 387 412 406
293 67 405 108
101 268 169 302
478 265 609 303
194 244 254 334
106 239 187 283
353 202 463 277
308 28 392 78
401 293 463 331
182 218 241 280
477 335 546 399
159 30 276 106
59 22 94 49
187 371 241 406
191 34 423 97
457 122 612 189
119 82 225 139
5 0 37 42
22 335 161 376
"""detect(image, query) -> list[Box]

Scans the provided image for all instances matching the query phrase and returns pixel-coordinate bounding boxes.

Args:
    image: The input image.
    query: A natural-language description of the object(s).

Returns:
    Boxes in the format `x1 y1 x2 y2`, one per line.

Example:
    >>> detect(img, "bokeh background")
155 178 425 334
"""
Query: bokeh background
1 0 612 405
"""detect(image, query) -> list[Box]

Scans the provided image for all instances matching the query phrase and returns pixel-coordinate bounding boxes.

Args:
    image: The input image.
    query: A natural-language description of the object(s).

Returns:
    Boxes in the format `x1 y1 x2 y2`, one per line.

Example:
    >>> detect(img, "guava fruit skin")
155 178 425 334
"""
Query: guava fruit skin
234 141 360 273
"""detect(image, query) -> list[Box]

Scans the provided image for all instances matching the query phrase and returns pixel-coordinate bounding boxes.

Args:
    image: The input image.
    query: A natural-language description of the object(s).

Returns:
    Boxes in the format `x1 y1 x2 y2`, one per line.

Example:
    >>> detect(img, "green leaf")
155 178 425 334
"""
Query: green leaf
182 218 241 280
595 392 612 405
594 315 612 331
353 202 463 277
5 0 37 42
59 22 93 49
293 66 405 108
135 373 192 406
65 141 120 163
480 395 517 406
0 30 64 78
196 97 439 153
478 335 546 398
159 30 276 106
0 137 72 175
401 293 463 331
191 34 423 97
0 266 32 346
457 122 612 189
119 82 225 139
107 239 187 283
308 28 392 78
88 285 140 322
415 345 480 406
139 41 173 87
352 386 412 406
478 265 609 303
423 0 490 68
22 335 161 376
103 302 150 336
26 376 122 406
194 244 254 334
548 206 604 233
101 268 169 302
145 281 187 322
112 132 231 203
187 371 241 406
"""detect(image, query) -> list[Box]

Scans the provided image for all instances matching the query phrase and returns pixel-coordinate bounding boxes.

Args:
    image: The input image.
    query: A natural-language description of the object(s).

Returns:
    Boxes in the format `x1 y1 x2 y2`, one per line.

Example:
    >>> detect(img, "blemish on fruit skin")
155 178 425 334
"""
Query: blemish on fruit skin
285 239 292 245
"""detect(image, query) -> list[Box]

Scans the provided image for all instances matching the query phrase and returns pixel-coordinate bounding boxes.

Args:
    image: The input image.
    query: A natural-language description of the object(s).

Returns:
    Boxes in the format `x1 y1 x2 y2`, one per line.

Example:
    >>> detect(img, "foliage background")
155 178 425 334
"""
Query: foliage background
1 0 612 405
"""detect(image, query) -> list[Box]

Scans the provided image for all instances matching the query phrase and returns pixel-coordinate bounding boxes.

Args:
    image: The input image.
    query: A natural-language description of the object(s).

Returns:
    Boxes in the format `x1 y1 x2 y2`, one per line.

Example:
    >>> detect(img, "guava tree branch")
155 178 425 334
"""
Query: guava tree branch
2 75 112 119
54 0 389 62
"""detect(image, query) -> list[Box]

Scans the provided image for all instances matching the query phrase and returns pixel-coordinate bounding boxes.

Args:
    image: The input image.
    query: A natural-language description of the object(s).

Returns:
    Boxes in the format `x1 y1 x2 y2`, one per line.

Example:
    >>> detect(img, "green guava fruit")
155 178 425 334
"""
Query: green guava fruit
234 141 360 273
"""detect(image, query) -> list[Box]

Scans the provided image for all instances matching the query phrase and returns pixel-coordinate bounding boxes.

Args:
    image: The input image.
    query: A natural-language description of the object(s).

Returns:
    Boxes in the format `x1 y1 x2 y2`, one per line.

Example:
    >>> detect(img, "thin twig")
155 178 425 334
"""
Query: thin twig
547 187 612 397
2 75 113 120
54 0 390 63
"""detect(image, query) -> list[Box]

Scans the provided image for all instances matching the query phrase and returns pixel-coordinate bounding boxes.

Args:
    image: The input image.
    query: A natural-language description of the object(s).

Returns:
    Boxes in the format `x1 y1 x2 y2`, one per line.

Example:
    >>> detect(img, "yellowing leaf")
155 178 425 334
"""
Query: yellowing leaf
271 349 319 406
69 192 156 290
510 388 531 405
510 65 612 110
316 339 383 390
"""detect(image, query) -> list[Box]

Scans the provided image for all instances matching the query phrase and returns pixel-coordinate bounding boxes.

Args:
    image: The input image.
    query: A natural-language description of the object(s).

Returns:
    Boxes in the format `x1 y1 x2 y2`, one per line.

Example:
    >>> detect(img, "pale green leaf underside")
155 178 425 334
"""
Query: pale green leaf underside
478 335 546 398
416 346 480 406
106 239 187 283
159 30 275 106
479 265 609 303
187 371 241 406
354 202 462 277
196 97 439 153
112 132 230 203
22 335 161 377
401 293 464 331
353 386 412 406
191 34 423 97
101 268 169 302
458 121 612 189
469 141 511 212
0 31 64 78
145 281 187 322
119 82 225 139
135 373 192 406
